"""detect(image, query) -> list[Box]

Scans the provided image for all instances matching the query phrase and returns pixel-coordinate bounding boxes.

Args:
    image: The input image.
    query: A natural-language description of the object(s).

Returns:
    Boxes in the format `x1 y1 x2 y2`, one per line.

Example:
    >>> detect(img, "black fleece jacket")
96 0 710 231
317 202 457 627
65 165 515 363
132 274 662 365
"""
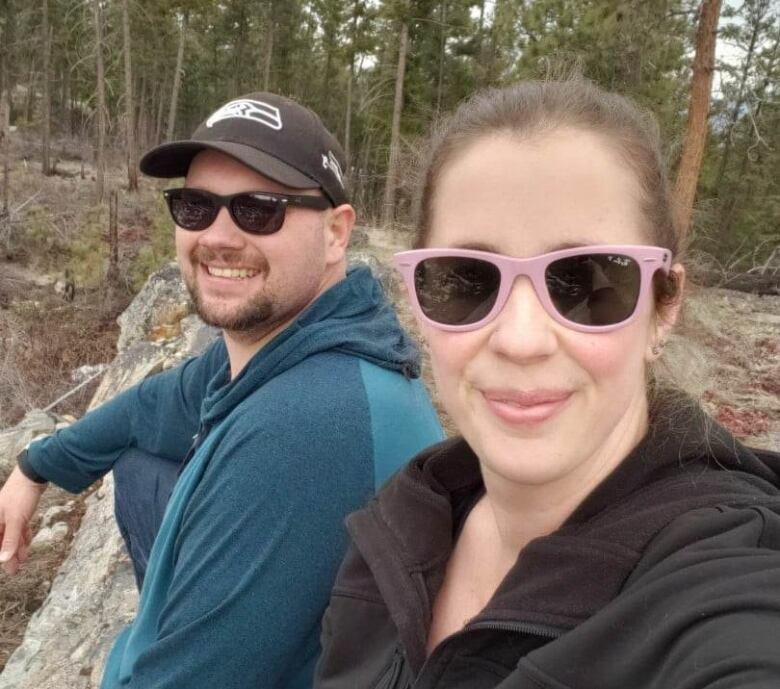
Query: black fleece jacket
314 401 780 689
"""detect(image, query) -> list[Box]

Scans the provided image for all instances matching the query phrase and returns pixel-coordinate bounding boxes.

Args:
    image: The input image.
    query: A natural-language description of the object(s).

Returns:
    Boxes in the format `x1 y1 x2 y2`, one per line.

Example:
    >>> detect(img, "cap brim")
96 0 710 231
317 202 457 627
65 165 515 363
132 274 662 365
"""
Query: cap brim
139 140 319 190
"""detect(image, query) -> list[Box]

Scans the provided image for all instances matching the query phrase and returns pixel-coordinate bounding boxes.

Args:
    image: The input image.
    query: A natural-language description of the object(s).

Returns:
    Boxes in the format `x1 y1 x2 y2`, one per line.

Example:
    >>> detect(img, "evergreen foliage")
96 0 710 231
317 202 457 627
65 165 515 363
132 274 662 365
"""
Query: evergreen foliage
0 0 776 266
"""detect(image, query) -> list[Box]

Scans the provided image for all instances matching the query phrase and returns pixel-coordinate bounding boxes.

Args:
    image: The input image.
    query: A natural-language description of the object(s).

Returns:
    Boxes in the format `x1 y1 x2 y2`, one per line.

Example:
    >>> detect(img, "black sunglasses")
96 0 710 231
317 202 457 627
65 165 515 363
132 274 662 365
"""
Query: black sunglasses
163 188 331 235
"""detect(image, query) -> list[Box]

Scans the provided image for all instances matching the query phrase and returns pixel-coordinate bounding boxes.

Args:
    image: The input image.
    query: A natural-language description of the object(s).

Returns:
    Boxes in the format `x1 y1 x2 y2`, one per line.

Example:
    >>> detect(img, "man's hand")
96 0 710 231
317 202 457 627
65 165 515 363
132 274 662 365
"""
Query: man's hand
0 465 47 575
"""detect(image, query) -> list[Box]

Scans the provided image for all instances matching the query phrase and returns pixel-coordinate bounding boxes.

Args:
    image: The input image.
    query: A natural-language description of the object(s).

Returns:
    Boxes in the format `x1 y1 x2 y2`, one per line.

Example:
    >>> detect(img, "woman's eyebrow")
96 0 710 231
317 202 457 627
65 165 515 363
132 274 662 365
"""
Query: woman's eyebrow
449 241 593 254
451 242 500 252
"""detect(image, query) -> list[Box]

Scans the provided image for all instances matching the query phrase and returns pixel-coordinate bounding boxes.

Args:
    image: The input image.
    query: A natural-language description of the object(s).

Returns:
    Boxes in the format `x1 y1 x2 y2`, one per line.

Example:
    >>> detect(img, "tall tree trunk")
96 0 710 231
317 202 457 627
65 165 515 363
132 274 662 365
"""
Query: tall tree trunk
321 46 334 119
41 0 51 176
673 0 722 237
137 75 147 149
716 124 755 241
474 0 486 86
122 0 138 191
25 57 35 124
64 68 74 136
436 0 447 114
344 60 354 169
232 7 247 95
1 49 8 218
167 10 188 141
154 81 166 145
344 2 361 169
381 16 409 228
0 9 8 130
94 0 106 203
713 3 768 192
1 1 11 129
57 62 66 119
1 137 8 218
262 1 274 91
106 188 120 289
357 129 373 212
716 46 776 240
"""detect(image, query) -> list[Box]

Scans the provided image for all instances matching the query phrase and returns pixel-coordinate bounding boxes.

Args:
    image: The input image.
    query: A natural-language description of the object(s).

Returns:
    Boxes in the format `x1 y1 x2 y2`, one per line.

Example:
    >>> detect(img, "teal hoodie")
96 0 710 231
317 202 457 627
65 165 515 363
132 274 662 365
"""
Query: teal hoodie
25 267 444 689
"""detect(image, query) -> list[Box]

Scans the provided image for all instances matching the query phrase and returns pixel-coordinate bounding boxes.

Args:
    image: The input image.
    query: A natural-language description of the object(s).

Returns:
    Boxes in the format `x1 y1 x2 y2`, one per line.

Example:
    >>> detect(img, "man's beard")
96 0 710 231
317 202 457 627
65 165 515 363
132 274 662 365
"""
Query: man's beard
185 246 276 337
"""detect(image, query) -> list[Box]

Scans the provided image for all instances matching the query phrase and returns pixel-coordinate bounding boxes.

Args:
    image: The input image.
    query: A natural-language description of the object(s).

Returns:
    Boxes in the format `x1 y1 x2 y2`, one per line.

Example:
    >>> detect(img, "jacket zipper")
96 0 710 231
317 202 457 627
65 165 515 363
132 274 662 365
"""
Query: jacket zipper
411 620 565 686
376 649 404 689
465 620 565 639
178 424 211 476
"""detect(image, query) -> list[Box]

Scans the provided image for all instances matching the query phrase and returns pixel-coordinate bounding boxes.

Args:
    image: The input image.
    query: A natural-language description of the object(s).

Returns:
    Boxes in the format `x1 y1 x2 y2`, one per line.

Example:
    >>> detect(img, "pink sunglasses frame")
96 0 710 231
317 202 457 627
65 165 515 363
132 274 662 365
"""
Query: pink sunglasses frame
393 245 672 333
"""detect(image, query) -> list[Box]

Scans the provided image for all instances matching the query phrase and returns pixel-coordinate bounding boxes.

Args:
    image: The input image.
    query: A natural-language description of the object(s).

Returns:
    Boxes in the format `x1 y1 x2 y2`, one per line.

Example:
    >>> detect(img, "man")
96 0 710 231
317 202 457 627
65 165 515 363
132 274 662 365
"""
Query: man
0 92 443 688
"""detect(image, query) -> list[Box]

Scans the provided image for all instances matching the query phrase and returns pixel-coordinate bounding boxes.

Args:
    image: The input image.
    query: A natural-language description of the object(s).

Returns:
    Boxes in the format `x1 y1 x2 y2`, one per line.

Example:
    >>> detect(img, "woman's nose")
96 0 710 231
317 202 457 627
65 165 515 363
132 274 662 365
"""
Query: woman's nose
487 276 559 362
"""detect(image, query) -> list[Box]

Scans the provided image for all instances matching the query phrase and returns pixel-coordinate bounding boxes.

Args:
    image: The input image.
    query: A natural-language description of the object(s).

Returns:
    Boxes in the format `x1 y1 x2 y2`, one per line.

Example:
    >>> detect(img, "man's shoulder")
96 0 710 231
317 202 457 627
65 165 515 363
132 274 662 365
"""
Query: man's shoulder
248 350 372 402
227 352 369 432
203 354 377 485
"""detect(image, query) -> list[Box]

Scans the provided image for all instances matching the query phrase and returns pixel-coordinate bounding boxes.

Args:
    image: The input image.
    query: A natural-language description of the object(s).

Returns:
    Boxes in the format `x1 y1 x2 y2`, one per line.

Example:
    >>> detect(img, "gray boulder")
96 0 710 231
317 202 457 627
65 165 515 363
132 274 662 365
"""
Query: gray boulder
116 262 193 352
0 410 60 475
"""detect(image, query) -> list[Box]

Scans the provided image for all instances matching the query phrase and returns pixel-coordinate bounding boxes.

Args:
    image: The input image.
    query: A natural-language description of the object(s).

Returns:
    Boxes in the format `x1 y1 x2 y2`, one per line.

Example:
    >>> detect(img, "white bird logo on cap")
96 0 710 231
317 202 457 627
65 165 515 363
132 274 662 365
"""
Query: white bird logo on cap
206 99 283 131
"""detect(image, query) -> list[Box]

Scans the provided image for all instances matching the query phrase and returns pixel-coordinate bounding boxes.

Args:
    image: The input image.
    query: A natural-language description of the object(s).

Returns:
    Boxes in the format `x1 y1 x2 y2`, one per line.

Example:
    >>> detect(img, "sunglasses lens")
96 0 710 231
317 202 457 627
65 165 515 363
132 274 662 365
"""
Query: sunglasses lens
231 195 285 235
546 254 640 326
168 190 216 231
414 257 500 326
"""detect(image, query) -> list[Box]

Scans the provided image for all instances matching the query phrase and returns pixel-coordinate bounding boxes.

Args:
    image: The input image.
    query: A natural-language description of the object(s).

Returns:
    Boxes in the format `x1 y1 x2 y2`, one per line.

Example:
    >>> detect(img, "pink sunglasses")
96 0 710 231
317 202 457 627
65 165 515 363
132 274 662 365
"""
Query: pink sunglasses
393 245 671 333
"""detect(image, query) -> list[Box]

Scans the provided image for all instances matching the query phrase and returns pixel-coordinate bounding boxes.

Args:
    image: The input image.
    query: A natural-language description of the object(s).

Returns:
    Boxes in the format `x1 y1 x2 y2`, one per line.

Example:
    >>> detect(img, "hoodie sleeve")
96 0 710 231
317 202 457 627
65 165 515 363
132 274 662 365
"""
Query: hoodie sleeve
23 340 226 493
105 354 378 689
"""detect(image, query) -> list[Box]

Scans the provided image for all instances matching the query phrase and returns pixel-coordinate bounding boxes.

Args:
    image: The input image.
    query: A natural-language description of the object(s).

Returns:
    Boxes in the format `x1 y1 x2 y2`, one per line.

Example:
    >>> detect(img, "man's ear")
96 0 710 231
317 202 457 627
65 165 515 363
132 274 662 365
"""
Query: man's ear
324 203 356 266
646 263 686 362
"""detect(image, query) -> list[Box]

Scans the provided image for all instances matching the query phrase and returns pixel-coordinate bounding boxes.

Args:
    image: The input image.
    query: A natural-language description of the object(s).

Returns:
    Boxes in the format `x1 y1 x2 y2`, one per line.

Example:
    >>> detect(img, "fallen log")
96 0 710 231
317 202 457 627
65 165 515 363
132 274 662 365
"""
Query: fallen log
692 269 780 296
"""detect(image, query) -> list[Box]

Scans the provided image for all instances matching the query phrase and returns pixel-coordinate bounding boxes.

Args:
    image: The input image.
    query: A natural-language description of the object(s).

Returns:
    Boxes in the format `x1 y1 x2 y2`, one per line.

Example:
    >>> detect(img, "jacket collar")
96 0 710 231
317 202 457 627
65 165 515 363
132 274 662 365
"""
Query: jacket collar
345 395 780 672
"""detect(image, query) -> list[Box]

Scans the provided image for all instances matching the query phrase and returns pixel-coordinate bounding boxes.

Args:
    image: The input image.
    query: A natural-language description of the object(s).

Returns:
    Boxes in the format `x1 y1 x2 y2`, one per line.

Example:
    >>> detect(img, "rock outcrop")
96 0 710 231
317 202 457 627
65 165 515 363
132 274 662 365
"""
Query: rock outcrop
0 410 66 476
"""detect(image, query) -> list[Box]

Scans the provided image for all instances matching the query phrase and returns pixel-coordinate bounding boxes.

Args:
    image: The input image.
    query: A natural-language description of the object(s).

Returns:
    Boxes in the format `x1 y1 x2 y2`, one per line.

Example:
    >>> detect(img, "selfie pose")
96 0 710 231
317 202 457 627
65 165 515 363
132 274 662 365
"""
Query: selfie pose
314 80 780 688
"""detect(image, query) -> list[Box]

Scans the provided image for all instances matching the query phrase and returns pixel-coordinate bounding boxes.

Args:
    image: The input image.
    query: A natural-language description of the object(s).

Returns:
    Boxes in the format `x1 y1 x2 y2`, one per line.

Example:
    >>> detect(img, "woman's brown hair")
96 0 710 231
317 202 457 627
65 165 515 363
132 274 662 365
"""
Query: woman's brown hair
413 79 683 306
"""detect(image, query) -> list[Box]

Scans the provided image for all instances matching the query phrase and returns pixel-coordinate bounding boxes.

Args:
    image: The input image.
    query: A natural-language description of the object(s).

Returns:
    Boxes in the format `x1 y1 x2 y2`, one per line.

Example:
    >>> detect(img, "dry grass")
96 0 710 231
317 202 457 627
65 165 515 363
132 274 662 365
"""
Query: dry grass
0 293 124 428
0 138 161 428
0 136 168 671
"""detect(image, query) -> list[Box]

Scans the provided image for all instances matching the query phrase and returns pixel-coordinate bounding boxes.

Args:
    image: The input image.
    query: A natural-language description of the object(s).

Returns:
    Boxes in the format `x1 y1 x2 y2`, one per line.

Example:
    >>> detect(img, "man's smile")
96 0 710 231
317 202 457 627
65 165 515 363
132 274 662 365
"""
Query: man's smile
203 264 260 280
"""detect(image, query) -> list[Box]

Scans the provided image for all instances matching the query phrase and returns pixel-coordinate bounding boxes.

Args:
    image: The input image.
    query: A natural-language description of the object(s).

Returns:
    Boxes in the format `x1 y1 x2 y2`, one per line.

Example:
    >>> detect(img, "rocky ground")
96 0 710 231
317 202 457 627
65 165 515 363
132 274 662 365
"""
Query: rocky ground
0 230 777 687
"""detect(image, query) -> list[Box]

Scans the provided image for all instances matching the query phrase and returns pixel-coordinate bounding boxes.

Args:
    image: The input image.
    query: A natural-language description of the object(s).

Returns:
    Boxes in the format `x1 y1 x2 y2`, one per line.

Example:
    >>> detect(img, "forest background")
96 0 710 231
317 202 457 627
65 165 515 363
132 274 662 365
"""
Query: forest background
0 0 778 430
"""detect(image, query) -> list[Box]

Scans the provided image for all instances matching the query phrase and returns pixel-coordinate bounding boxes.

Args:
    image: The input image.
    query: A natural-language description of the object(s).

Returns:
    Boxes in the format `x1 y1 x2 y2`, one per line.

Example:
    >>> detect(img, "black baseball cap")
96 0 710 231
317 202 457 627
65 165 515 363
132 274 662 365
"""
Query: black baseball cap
140 92 349 207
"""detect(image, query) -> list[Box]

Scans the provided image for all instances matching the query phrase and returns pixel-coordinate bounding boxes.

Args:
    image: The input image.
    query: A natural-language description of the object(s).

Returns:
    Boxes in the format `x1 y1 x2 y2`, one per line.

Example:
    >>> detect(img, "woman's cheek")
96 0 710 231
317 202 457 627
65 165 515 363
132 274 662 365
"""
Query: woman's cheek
566 327 649 384
425 330 476 415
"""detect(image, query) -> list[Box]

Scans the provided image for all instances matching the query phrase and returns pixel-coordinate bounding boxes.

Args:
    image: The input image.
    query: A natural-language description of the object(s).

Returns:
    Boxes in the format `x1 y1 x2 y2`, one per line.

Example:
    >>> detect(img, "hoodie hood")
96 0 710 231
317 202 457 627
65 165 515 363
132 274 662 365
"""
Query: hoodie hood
200 266 419 426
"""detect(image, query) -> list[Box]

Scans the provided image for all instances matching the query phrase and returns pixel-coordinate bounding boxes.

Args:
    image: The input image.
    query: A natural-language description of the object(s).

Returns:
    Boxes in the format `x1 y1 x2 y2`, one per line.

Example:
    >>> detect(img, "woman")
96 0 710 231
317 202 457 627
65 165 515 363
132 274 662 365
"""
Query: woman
314 80 780 688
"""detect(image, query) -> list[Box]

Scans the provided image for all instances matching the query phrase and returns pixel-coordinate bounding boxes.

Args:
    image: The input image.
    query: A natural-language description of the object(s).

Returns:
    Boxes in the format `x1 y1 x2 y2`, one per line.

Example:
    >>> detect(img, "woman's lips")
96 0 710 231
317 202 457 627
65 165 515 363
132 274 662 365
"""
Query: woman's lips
481 389 573 426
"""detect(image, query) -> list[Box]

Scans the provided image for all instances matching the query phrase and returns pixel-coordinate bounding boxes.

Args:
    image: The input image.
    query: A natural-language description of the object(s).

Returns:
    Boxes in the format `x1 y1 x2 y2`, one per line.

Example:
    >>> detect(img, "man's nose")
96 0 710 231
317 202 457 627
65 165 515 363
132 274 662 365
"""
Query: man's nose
196 207 245 248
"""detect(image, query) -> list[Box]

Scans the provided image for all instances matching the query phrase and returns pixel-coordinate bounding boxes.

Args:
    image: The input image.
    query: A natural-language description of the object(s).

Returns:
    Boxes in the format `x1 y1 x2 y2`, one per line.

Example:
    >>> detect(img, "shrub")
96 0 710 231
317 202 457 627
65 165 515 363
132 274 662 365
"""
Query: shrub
127 194 175 292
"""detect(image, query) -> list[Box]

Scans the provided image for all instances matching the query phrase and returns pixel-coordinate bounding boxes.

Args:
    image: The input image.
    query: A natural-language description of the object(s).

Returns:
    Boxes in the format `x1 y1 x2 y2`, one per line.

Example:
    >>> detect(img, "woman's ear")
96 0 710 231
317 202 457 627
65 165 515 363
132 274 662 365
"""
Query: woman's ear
646 263 685 362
